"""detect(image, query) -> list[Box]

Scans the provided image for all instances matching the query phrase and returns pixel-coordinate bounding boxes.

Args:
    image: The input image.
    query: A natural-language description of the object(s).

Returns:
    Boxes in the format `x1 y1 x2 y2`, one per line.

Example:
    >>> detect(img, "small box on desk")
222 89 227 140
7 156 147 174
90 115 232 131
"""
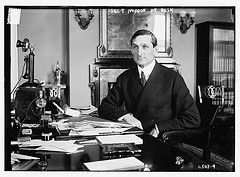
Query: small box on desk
84 156 144 171
96 134 143 145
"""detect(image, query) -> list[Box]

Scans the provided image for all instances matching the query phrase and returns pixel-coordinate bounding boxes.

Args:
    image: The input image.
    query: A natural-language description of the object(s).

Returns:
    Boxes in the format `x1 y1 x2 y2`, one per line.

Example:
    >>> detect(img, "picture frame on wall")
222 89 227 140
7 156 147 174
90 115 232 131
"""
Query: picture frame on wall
96 8 174 63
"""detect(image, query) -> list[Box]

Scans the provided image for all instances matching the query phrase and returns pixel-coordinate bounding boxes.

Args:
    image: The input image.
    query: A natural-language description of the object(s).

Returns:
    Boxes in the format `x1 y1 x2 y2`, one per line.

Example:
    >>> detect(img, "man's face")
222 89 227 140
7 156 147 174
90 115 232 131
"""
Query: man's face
131 35 158 68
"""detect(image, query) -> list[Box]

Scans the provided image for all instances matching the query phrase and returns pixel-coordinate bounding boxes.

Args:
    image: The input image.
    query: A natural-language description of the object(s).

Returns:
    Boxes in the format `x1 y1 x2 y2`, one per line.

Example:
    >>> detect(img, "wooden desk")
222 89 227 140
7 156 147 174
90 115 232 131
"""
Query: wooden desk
11 116 225 171
13 133 221 171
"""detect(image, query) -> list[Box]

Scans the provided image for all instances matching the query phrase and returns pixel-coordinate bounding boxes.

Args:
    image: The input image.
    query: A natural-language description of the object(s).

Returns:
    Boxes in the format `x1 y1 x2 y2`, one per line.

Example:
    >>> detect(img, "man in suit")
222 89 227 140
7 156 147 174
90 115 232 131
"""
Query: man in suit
98 29 200 138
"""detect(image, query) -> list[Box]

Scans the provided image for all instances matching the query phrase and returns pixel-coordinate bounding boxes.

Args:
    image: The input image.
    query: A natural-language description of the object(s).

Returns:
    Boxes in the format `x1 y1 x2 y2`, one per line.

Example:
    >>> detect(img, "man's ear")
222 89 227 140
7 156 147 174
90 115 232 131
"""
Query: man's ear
153 45 159 55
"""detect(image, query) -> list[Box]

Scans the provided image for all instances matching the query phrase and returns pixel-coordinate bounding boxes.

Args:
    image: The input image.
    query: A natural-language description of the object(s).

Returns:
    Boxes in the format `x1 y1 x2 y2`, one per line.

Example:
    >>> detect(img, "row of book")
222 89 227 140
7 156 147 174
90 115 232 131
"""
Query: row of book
212 91 234 105
212 58 234 72
213 28 234 41
223 106 235 114
213 43 234 57
212 73 235 88
212 91 234 114
224 91 235 106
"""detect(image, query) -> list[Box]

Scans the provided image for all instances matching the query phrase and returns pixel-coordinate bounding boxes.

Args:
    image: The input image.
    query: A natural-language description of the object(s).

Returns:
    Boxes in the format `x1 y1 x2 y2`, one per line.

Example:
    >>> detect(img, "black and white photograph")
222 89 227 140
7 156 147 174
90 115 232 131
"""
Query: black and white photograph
2 0 238 176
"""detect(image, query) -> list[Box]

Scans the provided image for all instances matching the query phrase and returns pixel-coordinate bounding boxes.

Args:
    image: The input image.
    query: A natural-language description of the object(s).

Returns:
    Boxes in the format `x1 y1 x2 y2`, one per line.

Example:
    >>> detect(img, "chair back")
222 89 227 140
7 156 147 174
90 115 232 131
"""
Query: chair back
197 103 221 129
198 85 224 107
197 85 223 129
162 86 223 163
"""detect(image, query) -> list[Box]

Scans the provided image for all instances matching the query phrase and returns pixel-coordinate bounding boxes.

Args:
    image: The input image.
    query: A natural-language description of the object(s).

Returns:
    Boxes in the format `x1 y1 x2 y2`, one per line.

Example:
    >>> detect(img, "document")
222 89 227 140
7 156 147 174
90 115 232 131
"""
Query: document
11 153 40 170
11 152 40 161
53 115 142 138
19 139 84 153
84 156 144 171
96 134 143 145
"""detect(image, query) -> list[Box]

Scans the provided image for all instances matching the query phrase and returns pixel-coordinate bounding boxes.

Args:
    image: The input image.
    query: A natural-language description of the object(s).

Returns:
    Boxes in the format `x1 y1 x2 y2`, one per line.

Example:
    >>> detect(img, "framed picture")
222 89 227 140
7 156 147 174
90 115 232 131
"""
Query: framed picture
96 8 173 63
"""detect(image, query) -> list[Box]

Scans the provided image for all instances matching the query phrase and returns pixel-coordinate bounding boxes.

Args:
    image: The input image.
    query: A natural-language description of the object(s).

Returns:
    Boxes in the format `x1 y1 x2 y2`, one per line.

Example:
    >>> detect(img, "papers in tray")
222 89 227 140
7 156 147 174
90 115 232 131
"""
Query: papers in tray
84 156 144 171
96 134 143 145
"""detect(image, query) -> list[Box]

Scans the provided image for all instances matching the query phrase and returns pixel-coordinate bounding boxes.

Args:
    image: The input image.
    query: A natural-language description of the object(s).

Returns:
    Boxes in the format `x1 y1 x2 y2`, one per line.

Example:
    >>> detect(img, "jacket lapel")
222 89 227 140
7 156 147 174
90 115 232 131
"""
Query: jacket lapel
129 67 143 100
135 63 162 114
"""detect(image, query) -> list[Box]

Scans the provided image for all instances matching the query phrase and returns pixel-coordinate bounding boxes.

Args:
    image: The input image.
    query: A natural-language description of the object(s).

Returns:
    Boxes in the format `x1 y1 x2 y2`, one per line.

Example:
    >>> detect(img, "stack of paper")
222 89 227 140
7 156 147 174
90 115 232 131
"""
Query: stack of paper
55 117 135 136
96 134 143 145
84 156 144 171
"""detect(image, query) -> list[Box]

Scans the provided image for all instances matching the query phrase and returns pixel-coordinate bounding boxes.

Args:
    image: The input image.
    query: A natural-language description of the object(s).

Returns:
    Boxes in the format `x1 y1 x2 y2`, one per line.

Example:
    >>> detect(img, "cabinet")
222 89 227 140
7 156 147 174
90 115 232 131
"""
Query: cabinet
196 21 235 114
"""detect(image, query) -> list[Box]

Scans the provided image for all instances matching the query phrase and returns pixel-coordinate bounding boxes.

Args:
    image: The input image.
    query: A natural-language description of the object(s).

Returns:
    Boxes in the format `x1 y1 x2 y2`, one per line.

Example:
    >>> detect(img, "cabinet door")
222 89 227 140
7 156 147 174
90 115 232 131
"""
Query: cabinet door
196 22 235 114
212 27 234 113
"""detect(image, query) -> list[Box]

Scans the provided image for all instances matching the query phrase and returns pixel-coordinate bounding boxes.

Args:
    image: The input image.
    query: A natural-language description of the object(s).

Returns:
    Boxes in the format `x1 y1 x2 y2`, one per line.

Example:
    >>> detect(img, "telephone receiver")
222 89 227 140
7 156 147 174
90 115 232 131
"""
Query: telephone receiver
16 38 30 52
16 38 36 86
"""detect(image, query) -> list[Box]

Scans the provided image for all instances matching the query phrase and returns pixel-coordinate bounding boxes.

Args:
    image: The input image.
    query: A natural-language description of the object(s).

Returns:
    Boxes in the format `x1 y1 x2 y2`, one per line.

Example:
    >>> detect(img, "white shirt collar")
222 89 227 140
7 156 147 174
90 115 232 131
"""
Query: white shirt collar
137 60 156 80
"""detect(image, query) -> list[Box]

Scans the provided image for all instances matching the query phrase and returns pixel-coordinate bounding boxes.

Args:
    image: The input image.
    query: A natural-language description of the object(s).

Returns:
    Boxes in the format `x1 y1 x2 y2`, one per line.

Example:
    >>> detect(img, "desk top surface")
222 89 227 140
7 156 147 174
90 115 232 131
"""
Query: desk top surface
11 115 224 172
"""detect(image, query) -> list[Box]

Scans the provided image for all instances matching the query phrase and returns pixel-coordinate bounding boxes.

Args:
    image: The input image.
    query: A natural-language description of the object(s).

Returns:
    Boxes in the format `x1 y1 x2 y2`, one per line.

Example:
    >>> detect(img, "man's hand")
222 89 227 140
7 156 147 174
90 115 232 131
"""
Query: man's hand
121 114 143 129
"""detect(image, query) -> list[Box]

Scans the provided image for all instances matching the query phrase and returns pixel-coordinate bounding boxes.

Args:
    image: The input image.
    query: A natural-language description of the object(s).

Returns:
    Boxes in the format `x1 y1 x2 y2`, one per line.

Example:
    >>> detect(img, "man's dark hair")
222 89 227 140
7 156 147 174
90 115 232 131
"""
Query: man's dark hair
130 29 158 48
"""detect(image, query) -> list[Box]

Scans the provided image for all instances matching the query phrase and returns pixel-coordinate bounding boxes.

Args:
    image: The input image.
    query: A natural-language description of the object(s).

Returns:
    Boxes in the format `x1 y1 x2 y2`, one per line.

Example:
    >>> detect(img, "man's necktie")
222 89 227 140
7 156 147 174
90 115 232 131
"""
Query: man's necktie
140 71 146 87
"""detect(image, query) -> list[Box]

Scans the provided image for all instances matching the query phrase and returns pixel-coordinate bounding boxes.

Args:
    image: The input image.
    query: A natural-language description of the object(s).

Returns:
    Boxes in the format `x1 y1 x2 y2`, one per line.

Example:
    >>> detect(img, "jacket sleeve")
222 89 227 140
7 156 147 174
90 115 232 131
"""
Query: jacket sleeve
98 74 129 121
156 74 201 133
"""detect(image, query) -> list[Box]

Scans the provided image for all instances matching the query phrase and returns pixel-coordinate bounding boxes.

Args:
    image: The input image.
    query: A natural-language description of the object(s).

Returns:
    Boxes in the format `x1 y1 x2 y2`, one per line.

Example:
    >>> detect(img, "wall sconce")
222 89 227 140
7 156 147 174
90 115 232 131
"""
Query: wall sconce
74 9 94 30
176 11 196 34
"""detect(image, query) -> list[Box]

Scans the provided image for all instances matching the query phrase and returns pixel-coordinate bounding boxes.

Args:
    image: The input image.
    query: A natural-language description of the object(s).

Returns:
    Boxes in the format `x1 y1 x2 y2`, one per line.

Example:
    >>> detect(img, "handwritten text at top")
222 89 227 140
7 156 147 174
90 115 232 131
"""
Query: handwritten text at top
108 8 173 14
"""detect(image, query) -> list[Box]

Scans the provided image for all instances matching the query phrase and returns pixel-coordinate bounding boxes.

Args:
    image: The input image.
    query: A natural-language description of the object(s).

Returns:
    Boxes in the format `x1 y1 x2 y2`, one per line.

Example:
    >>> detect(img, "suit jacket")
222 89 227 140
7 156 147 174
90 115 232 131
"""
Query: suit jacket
98 62 201 134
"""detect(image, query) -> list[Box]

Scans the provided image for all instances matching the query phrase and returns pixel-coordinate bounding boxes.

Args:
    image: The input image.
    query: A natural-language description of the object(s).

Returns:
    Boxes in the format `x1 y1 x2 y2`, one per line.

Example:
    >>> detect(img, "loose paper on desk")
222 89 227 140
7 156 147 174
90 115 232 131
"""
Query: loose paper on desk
96 134 143 145
56 118 134 135
19 139 84 153
84 156 144 171
11 152 40 160
11 152 40 165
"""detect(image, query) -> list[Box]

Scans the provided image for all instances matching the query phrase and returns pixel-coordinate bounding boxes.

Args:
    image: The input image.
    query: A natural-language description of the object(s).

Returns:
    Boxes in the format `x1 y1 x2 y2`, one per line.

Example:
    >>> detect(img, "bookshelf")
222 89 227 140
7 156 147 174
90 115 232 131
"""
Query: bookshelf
196 21 235 114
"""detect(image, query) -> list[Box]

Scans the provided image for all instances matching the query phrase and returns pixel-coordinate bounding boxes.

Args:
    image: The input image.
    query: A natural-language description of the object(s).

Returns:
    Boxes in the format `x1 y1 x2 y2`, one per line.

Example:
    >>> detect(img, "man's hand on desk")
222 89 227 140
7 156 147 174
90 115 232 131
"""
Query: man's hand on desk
119 114 143 130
